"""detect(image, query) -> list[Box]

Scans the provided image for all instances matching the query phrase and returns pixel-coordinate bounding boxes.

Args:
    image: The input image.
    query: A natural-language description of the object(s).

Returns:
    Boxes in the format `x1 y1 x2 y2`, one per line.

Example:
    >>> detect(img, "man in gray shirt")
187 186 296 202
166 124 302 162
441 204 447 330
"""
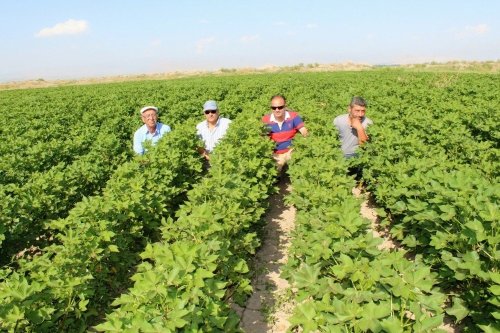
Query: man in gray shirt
333 96 373 158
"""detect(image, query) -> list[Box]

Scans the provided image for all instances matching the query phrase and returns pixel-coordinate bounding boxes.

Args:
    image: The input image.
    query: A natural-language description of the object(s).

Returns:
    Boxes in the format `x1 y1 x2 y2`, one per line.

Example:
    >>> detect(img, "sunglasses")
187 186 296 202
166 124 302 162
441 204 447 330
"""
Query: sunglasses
270 105 285 110
204 110 217 114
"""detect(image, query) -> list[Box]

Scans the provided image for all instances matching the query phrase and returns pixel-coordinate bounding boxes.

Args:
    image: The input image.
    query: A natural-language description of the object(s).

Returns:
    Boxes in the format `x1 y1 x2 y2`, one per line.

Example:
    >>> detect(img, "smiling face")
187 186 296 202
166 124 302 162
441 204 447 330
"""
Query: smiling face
270 96 286 121
141 109 158 130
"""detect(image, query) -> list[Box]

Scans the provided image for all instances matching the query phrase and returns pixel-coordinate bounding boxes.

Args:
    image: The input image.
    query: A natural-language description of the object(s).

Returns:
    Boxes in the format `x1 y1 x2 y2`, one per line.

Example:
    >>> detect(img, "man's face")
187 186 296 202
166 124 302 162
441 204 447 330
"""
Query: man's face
141 109 158 127
271 97 286 120
349 104 366 119
204 109 219 122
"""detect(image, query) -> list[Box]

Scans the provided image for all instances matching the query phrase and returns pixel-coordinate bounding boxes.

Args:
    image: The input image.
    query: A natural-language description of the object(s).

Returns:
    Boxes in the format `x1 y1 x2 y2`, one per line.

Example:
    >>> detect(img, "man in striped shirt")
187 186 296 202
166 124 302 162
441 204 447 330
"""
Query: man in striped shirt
196 100 231 161
262 95 308 171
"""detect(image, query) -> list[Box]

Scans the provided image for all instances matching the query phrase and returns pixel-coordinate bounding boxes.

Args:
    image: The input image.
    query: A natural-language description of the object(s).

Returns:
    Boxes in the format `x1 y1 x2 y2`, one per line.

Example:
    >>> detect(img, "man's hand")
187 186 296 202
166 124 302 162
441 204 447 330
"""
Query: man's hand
350 116 363 130
349 115 369 144
198 147 210 160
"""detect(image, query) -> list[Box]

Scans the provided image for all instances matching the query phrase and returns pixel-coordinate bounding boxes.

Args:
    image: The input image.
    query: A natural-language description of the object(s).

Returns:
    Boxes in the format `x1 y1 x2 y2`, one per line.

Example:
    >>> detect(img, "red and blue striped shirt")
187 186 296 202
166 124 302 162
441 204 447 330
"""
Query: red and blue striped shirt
262 111 304 153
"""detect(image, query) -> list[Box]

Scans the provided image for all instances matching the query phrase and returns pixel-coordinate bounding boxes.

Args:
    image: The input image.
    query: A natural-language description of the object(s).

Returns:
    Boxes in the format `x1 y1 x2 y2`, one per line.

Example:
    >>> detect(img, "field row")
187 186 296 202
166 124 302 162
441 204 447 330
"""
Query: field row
0 121 204 331
276 104 446 332
0 71 498 331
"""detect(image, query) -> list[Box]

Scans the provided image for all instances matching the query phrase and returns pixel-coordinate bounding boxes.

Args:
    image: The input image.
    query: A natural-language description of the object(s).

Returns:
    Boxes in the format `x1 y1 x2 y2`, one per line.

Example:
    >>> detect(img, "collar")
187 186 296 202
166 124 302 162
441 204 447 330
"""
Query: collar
144 122 160 135
270 111 290 123
204 117 221 128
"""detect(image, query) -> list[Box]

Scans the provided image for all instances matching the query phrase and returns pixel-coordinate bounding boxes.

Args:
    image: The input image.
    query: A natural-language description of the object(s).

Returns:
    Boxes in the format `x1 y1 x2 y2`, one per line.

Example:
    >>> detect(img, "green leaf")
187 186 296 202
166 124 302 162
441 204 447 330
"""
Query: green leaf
438 204 456 221
490 272 500 284
464 220 486 242
406 266 434 293
94 317 124 332
101 230 115 242
108 244 119 253
489 284 500 296
375 208 387 217
445 297 469 321
289 302 318 332
478 323 500 333
233 259 249 273
357 301 391 332
402 234 418 248
413 314 443 332
293 264 320 289
429 231 449 250
380 316 404 333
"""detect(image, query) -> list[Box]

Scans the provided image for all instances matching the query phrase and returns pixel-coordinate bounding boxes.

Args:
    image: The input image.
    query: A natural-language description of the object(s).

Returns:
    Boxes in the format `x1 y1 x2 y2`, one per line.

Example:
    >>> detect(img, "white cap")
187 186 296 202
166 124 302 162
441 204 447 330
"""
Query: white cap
140 106 158 114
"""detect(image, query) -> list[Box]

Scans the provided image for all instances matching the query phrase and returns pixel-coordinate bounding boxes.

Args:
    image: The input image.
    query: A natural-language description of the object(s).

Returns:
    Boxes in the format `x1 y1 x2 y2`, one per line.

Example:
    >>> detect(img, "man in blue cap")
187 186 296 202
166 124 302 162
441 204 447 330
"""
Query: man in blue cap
196 100 231 160
133 106 171 155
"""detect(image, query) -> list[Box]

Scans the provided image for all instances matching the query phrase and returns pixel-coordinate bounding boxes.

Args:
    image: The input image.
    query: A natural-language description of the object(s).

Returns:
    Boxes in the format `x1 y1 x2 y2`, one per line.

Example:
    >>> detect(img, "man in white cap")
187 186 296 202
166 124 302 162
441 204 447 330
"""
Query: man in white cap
133 106 171 155
196 100 231 160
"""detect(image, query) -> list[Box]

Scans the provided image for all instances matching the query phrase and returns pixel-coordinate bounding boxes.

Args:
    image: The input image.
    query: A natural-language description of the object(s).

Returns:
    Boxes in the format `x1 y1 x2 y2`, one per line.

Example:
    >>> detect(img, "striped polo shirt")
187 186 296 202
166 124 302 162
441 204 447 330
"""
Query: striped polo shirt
262 111 304 154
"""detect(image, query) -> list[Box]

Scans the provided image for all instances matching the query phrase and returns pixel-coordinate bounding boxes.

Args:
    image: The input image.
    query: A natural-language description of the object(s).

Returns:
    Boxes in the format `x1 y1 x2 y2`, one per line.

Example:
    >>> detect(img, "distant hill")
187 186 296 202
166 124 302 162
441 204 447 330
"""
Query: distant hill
1 60 498 91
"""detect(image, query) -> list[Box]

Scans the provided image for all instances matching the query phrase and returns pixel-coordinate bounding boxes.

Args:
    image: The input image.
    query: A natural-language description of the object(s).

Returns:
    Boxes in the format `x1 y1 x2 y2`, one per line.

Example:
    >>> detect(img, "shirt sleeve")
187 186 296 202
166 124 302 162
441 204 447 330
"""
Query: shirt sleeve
161 124 172 135
195 123 203 139
133 131 144 155
293 115 305 130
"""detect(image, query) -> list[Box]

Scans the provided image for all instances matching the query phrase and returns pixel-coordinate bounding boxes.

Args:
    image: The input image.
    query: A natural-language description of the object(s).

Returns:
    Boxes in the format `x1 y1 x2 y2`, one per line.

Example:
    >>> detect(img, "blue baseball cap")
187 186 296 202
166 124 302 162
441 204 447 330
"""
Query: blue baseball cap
203 100 218 111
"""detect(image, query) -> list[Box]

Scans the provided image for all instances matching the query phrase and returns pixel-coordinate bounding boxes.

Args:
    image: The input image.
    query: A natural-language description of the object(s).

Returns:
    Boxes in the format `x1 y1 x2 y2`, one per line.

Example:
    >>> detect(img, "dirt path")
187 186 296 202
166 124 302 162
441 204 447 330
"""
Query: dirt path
234 177 296 332
352 187 397 250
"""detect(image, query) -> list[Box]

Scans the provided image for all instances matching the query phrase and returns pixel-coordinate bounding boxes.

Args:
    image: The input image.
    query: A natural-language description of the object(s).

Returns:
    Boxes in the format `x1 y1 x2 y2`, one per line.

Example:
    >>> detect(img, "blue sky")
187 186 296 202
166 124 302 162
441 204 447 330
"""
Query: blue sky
1 0 499 82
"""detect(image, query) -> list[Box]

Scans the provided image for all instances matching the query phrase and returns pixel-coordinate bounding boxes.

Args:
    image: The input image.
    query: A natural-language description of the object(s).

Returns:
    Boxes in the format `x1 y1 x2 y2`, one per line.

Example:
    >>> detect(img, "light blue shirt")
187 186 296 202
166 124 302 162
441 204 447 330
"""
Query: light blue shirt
196 117 231 153
133 122 171 155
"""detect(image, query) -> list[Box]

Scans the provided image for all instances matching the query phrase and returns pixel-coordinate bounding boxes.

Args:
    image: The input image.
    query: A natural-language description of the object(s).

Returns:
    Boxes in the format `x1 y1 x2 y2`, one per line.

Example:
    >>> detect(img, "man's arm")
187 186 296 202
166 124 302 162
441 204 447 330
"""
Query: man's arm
294 115 308 137
195 129 210 160
197 147 210 160
133 132 144 155
350 117 369 145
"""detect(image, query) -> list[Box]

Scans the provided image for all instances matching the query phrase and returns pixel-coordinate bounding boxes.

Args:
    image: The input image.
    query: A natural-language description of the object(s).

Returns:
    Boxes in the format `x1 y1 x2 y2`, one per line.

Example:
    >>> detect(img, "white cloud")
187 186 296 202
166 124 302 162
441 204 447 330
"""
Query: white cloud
35 19 88 38
240 34 259 43
151 39 162 47
196 36 215 53
306 23 319 29
199 19 209 24
466 23 489 34
456 23 489 38
273 21 286 26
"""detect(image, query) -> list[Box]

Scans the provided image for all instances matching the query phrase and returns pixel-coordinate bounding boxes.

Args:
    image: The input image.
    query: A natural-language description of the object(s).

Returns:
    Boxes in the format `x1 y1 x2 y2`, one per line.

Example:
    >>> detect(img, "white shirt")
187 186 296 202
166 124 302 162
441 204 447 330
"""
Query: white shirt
196 117 231 152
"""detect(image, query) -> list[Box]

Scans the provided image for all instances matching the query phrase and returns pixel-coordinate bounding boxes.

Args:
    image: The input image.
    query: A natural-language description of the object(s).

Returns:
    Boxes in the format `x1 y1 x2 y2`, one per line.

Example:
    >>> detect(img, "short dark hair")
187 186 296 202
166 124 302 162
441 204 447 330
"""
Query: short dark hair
349 96 367 108
271 94 286 103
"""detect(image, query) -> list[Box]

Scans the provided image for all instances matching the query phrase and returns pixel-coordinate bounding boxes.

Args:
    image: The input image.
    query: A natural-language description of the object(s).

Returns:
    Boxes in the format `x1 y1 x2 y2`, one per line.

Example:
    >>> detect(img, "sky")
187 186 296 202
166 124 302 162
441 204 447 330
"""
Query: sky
1 0 499 82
